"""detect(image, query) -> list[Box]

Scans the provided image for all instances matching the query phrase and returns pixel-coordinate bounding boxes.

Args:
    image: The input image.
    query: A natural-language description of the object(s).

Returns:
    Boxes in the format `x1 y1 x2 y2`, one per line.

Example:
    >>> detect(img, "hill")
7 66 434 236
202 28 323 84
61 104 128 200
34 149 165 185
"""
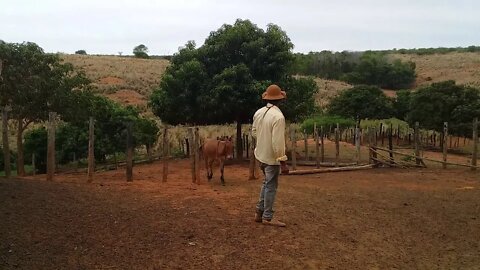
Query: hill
389 52 480 89
61 52 480 110
61 54 170 108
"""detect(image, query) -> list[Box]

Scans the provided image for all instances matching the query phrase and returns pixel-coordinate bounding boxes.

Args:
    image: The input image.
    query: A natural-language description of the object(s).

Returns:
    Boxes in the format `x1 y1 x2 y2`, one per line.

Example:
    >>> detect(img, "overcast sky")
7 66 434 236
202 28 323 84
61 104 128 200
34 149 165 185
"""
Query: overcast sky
1 0 479 55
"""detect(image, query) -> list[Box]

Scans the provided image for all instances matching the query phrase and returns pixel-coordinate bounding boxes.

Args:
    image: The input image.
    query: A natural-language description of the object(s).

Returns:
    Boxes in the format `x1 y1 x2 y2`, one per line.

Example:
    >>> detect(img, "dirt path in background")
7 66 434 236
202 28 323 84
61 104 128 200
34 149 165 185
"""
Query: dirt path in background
1 160 480 269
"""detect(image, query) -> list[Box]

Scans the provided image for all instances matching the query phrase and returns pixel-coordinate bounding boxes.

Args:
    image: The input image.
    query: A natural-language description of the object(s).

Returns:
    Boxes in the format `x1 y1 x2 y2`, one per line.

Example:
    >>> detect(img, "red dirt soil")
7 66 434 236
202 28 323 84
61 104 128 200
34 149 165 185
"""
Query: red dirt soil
1 159 480 269
97 76 126 85
106 89 146 106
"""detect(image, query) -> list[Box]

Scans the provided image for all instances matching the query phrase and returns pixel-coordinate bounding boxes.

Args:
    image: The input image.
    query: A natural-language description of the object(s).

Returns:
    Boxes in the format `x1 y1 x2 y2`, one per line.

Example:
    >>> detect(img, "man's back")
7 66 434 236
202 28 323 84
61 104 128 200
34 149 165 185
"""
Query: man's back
252 104 287 165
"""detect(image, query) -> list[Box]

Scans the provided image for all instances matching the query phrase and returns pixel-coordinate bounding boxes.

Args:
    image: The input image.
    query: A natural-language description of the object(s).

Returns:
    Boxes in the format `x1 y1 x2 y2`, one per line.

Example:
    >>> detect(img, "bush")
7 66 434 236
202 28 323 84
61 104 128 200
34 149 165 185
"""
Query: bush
75 50 87 55
24 127 48 173
300 115 355 135
327 85 394 120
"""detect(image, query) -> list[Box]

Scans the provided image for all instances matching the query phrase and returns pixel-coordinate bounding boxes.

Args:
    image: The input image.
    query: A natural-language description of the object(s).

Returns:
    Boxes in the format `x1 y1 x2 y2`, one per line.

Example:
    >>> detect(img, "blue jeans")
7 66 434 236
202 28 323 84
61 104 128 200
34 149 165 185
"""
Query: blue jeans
256 163 280 220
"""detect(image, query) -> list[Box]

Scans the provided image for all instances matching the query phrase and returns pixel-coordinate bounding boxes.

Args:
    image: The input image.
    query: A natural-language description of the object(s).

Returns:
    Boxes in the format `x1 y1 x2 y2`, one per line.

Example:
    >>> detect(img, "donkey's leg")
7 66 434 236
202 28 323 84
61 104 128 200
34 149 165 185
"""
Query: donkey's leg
220 159 225 186
207 159 214 181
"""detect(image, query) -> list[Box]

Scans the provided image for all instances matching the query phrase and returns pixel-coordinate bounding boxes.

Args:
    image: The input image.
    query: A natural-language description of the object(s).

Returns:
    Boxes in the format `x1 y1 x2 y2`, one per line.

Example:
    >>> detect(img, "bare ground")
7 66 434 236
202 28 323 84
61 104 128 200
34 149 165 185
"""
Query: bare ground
1 160 480 270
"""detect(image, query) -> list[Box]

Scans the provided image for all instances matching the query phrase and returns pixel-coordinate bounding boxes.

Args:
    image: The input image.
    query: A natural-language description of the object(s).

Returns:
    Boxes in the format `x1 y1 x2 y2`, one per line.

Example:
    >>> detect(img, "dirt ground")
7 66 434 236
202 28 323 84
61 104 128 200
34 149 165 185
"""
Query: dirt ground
1 159 480 270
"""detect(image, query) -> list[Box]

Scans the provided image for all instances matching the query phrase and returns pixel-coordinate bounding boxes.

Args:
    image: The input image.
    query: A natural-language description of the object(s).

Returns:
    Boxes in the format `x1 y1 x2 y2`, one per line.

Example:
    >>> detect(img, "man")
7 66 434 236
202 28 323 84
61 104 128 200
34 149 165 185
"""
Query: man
252 84 289 227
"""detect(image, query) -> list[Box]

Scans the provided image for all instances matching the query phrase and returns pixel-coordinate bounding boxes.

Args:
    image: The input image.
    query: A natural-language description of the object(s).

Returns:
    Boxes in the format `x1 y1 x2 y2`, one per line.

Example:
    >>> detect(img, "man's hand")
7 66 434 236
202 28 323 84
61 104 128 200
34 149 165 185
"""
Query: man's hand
280 161 289 175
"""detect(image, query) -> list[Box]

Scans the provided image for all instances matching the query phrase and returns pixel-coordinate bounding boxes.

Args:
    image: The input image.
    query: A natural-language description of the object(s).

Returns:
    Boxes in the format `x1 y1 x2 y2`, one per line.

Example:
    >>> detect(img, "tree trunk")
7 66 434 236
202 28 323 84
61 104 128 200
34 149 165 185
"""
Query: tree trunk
236 122 243 160
16 118 26 176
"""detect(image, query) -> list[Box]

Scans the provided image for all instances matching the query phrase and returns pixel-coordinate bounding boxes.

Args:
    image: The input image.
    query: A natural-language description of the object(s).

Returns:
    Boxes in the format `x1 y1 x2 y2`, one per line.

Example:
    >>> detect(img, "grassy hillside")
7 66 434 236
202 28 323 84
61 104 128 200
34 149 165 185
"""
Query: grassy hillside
61 54 169 108
389 52 480 88
61 52 480 111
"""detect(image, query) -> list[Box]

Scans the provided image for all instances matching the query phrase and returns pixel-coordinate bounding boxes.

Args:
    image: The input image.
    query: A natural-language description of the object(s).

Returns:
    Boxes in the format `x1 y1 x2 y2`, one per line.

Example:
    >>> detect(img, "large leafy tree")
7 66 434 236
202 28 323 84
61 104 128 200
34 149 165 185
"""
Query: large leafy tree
133 44 149 59
407 80 480 136
150 19 316 156
0 42 90 175
327 85 394 120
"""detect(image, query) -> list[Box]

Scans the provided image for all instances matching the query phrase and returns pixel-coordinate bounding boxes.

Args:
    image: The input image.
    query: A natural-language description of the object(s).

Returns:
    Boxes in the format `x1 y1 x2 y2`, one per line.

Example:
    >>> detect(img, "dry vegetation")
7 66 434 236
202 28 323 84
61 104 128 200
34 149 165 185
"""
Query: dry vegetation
390 52 480 88
60 52 480 111
61 54 170 107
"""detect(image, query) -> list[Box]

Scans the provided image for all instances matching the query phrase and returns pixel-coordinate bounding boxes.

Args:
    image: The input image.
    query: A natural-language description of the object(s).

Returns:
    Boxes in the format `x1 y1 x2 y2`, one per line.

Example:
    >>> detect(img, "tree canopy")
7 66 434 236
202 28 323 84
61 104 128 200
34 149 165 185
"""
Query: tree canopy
149 19 317 155
406 81 480 136
0 41 90 175
133 44 149 58
150 19 318 123
327 85 393 120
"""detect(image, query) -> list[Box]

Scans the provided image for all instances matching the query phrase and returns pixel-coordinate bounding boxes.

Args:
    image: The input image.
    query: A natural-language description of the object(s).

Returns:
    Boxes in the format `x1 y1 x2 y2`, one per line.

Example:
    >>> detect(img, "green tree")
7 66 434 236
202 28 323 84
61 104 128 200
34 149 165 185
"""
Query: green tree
0 42 90 176
393 90 412 120
150 19 316 156
133 44 149 59
75 50 87 55
327 85 393 120
341 52 416 89
407 81 480 136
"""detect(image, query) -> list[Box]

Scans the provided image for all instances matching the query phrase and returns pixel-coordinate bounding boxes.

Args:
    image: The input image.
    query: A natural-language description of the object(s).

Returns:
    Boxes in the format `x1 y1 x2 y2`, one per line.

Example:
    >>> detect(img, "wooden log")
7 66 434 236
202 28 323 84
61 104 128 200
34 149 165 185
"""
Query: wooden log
472 118 478 171
290 127 297 171
374 146 478 168
47 112 56 181
287 164 374 175
2 107 11 178
443 122 448 169
370 157 405 168
287 161 357 167
369 149 406 168
87 117 95 183
162 127 169 182
126 122 133 182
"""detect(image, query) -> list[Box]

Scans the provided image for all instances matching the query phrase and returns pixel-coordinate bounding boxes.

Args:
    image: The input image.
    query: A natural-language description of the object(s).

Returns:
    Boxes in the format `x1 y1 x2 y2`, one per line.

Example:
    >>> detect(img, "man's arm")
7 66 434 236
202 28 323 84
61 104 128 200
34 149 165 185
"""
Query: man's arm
271 117 288 162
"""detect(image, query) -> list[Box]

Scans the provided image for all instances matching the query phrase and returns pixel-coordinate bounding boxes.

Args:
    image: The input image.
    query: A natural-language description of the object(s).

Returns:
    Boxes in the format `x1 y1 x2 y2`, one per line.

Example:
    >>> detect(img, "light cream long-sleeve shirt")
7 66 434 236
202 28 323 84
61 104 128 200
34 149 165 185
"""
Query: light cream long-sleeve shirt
252 103 288 165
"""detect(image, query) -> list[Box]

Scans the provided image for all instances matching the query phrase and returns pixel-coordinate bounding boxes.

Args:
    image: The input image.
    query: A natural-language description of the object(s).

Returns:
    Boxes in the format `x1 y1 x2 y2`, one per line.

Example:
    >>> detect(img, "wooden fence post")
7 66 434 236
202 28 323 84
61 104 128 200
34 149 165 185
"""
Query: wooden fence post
162 127 169 182
472 118 478 171
443 122 448 169
304 129 308 161
371 127 378 165
2 106 11 178
388 124 394 164
30 153 36 176
320 126 325 163
290 127 297 171
126 122 133 182
414 122 420 165
355 125 361 164
194 127 201 184
249 129 256 180
47 112 56 181
314 123 319 168
335 123 340 167
189 128 196 183
87 117 95 182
